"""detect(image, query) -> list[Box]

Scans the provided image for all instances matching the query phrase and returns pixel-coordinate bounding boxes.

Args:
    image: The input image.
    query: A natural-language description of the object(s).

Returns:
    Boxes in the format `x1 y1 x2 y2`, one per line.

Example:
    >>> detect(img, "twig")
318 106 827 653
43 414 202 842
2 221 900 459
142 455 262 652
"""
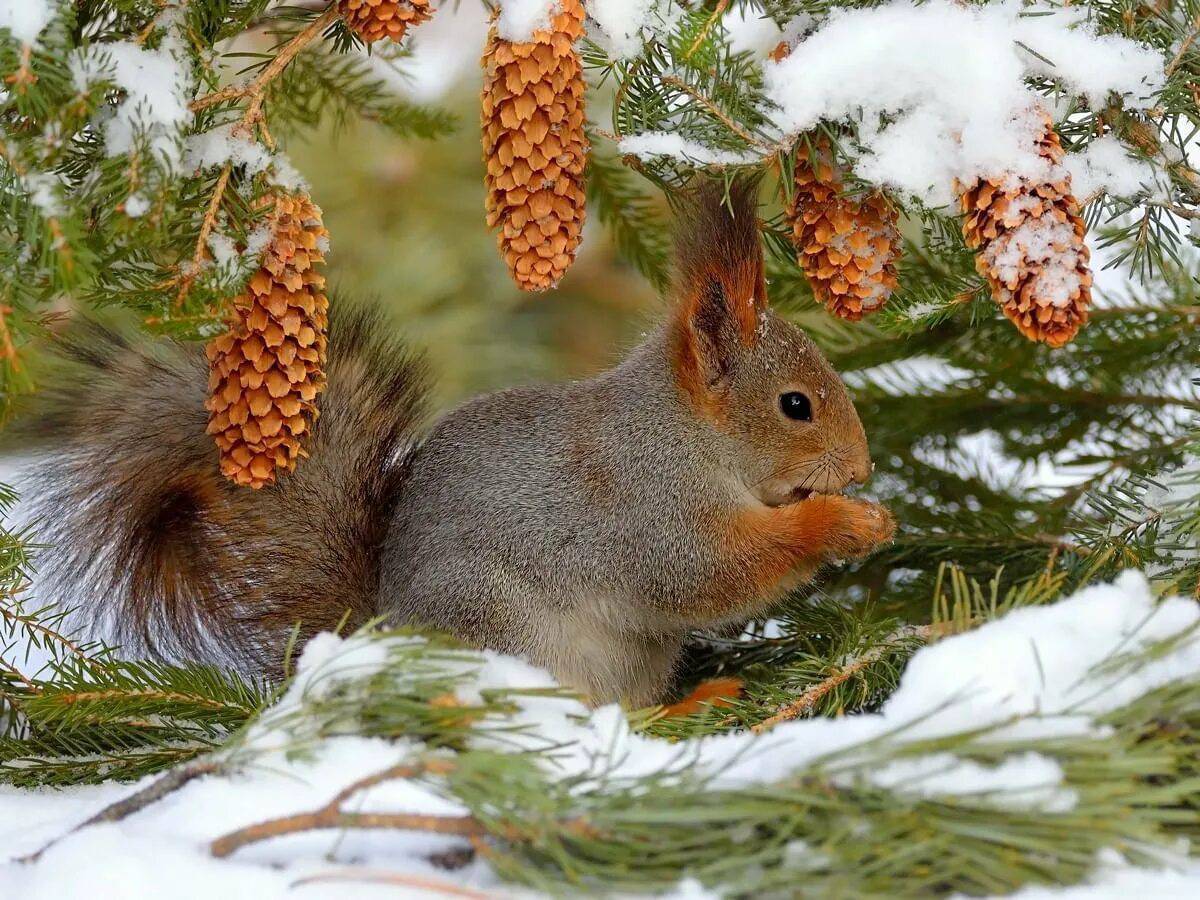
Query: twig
0 600 95 665
54 687 239 710
289 868 493 898
189 5 340 115
174 162 232 306
685 0 730 59
176 4 338 307
19 759 224 863
209 758 484 858
752 625 934 734
1165 11 1200 78
658 75 768 150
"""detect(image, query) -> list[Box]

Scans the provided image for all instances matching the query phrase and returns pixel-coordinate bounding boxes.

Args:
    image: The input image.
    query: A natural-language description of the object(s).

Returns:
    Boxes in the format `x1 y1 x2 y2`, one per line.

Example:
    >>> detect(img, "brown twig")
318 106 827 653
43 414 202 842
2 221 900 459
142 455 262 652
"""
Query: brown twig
54 687 238 710
189 5 340 115
1166 11 1200 78
659 75 767 150
209 758 484 859
175 4 338 307
175 161 232 306
0 599 94 665
289 868 493 898
19 759 224 863
752 625 935 734
685 0 730 59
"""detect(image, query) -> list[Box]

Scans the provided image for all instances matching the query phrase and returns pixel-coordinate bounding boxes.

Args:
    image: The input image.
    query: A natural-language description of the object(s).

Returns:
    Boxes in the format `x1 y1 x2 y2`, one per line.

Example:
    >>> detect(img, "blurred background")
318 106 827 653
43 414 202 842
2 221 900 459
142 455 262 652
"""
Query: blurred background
289 4 657 410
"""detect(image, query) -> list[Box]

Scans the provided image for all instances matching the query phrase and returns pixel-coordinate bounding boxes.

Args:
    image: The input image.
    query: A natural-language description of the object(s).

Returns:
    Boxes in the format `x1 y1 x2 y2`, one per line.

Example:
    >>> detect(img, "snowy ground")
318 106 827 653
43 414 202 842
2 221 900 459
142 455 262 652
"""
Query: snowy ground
1 568 1199 898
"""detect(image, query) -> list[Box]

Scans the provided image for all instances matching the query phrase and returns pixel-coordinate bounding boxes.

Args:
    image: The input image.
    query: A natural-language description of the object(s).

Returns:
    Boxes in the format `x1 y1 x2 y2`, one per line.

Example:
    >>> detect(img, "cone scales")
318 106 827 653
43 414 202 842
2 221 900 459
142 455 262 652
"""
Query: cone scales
958 111 1092 347
205 194 329 489
338 0 433 44
481 0 588 292
786 137 902 321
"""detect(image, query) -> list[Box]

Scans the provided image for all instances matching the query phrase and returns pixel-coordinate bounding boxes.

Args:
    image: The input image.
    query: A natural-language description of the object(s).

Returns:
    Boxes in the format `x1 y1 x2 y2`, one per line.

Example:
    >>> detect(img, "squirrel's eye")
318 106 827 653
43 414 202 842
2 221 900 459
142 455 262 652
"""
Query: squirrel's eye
780 392 812 422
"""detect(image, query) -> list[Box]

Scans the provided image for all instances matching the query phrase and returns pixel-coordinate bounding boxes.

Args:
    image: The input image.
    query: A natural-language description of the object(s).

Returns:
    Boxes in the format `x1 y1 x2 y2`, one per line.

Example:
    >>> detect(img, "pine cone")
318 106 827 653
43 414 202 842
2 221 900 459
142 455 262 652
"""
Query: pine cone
959 112 1092 347
786 137 902 320
205 194 329 489
481 0 588 292
338 0 433 44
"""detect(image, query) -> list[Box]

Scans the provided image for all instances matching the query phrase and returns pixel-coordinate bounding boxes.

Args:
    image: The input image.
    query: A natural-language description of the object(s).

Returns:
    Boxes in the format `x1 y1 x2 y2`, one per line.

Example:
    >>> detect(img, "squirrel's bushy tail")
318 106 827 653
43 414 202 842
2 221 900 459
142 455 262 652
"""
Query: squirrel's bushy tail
21 307 427 674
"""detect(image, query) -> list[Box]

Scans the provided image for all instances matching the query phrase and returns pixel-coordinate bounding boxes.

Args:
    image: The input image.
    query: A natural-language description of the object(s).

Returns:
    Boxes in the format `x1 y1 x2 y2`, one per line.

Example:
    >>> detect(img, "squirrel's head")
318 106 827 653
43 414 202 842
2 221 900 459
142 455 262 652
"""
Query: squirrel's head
668 178 873 506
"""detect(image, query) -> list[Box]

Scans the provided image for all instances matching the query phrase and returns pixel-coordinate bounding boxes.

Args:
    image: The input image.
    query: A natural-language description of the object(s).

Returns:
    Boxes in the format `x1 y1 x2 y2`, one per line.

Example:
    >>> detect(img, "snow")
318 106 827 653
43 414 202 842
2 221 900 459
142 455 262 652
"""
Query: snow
762 0 1163 206
3 571 1198 896
183 126 273 177
1065 134 1156 199
497 0 560 43
22 171 63 218
124 192 150 218
619 132 759 166
587 0 681 60
993 849 1200 899
68 14 194 168
0 0 54 45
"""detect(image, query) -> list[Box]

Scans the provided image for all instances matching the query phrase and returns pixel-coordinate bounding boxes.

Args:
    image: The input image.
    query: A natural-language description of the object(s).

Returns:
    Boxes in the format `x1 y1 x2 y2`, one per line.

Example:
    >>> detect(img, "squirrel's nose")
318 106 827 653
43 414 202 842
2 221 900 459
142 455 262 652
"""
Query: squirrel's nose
850 451 874 485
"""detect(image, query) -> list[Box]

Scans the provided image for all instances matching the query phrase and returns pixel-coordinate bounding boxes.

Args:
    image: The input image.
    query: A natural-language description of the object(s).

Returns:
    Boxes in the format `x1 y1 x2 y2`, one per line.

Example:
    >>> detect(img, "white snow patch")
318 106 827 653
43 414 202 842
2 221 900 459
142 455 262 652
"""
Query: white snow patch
69 20 194 168
183 126 272 176
587 0 681 60
0 0 54 45
619 131 758 166
124 192 150 218
1065 135 1155 199
763 0 1164 205
497 0 561 43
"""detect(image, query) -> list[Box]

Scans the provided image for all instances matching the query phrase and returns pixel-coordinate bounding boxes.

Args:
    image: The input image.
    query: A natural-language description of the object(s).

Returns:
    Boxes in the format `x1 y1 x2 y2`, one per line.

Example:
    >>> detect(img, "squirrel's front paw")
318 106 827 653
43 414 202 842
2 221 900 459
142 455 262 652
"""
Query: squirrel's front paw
798 495 895 561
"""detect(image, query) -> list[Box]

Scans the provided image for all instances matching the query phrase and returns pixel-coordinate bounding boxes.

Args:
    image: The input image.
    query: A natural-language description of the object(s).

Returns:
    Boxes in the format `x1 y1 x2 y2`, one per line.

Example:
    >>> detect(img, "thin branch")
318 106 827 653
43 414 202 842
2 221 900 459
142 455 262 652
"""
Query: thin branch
1165 12 1200 78
176 4 339 307
209 758 481 859
752 625 935 734
658 75 768 150
289 869 492 898
19 759 224 863
174 162 231 306
685 0 730 59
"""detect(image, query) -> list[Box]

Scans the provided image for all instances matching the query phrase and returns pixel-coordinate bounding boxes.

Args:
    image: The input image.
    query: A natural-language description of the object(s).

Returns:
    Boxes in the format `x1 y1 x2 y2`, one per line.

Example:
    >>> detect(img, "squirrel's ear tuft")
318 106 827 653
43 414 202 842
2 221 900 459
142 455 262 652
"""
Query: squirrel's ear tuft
670 177 767 400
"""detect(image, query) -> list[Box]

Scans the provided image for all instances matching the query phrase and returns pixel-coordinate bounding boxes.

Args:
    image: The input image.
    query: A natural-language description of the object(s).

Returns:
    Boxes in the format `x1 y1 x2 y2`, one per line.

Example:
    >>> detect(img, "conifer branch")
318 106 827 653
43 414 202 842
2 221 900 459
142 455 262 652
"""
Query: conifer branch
210 758 485 858
751 624 935 733
19 759 225 864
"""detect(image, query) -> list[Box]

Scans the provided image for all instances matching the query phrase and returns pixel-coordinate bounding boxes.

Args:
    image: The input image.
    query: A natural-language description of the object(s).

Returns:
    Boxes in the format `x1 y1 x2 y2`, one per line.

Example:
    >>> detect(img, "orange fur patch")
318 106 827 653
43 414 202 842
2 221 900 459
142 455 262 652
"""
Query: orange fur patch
659 676 744 717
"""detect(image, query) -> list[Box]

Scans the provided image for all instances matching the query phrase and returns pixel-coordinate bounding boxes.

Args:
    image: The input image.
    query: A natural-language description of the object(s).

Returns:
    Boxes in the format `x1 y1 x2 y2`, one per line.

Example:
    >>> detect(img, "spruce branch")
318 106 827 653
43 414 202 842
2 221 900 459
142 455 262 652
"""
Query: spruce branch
751 624 936 733
19 758 225 864
209 757 486 858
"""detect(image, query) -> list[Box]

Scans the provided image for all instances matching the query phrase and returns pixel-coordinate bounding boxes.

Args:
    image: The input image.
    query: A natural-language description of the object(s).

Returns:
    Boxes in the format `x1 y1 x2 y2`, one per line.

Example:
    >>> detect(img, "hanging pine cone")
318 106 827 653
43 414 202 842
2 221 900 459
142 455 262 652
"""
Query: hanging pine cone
786 137 902 321
205 193 329 489
338 0 433 44
480 0 587 292
958 112 1092 347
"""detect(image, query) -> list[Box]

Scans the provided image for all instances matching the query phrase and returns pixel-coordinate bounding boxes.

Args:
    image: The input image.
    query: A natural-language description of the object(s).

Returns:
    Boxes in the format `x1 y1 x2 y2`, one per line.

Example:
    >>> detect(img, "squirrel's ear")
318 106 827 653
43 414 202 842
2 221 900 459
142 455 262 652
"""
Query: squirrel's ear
670 177 767 397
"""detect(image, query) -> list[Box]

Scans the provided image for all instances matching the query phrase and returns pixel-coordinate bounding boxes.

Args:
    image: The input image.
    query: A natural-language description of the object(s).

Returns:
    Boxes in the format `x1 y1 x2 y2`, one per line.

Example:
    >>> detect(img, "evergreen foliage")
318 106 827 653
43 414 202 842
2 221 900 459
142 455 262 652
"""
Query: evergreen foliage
1 0 1199 894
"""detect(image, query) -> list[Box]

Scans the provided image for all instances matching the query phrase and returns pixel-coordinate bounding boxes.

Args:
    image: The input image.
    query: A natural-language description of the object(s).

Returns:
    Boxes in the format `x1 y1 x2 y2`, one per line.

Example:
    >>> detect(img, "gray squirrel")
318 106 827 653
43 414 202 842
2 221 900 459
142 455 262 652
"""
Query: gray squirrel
23 179 894 706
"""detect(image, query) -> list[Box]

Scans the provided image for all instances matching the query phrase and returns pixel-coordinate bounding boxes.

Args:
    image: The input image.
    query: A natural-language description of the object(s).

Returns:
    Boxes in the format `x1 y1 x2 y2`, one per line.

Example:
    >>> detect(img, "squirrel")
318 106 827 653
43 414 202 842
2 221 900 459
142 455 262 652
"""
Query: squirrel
20 178 894 707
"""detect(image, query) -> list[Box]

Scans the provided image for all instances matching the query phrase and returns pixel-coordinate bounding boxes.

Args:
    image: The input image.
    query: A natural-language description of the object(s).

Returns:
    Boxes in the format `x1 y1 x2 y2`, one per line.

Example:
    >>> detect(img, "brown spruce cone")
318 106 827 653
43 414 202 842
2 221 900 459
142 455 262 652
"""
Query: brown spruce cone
205 193 330 489
481 0 587 292
958 112 1092 347
338 0 433 44
786 137 902 320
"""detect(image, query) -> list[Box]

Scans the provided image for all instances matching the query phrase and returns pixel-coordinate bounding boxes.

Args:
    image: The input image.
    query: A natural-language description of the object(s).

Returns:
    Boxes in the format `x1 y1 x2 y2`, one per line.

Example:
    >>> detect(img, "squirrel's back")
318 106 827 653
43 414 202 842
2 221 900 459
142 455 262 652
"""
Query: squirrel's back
21 309 426 673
